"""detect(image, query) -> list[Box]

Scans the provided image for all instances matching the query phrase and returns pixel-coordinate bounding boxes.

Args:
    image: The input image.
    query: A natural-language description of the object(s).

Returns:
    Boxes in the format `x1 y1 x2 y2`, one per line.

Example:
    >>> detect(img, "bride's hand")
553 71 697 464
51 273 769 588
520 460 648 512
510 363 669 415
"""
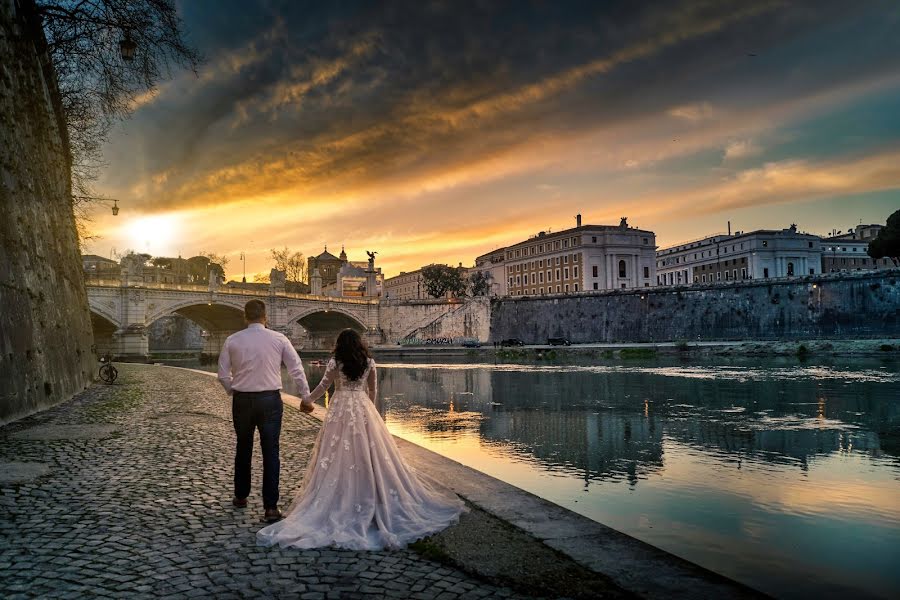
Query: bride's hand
300 398 315 413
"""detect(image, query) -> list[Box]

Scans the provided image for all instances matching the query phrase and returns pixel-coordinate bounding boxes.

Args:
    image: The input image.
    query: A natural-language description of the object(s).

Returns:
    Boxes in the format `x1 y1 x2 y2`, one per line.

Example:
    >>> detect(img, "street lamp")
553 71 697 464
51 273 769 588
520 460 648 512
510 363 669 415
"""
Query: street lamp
240 252 246 283
111 199 119 216
120 32 137 62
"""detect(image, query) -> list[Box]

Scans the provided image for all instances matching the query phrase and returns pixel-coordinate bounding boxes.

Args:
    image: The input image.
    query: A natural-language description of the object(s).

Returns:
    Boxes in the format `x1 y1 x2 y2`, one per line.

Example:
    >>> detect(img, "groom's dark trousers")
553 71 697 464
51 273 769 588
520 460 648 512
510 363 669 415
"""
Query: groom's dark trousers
232 390 283 509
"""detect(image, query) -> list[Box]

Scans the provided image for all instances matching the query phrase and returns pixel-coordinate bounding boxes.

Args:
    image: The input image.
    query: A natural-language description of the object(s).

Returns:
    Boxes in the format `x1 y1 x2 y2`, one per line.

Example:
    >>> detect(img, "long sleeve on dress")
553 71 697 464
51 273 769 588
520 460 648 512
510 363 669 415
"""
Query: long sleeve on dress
307 358 338 402
367 361 377 403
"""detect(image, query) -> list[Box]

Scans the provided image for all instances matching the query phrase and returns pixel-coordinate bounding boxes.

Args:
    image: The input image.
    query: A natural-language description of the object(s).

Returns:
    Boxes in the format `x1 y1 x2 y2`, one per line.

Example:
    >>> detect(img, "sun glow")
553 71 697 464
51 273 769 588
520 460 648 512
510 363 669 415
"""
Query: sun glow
125 214 181 255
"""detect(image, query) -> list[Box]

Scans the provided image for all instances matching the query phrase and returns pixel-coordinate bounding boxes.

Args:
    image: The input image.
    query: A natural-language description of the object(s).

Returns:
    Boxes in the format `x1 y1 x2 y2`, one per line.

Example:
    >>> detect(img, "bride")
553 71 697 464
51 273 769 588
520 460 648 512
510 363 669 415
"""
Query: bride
257 329 466 550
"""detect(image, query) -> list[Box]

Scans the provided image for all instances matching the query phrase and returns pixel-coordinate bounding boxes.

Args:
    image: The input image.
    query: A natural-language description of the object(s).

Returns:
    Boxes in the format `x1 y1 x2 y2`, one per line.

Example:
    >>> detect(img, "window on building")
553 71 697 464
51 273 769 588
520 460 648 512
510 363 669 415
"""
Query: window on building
565 284 569 293
725 271 731 280
787 262 795 276
621 283 626 289
539 272 544 283
732 269 737 280
593 282 599 290
524 274 529 285
563 240 569 248
563 255 568 264
556 268 561 280
556 257 560 265
702 274 707 283
643 266 649 278
592 236 597 243
808 241 813 248
717 272 722 281
618 260 627 278
809 268 814 275
547 270 552 282
592 265 598 277
556 285 561 293
741 268 747 279
516 250 520 257
762 240 768 247
564 267 569 279
574 266 579 278
540 287 544 294
763 268 769 278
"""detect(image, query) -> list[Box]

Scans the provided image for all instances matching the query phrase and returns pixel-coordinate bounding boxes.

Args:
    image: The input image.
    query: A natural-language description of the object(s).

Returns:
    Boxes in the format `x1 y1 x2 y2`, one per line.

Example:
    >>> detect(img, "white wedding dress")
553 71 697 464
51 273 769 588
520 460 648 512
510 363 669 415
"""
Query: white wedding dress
257 358 465 550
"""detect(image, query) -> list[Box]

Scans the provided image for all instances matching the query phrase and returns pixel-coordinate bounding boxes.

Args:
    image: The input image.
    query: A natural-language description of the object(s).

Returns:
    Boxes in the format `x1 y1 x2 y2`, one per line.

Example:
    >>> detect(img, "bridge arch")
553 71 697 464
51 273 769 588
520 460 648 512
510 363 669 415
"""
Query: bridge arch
285 306 368 333
144 297 248 328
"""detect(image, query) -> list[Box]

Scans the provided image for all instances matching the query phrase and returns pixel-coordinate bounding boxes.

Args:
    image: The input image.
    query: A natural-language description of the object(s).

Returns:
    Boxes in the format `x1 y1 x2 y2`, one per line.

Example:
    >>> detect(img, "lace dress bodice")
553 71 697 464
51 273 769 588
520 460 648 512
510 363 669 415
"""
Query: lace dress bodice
307 357 376 400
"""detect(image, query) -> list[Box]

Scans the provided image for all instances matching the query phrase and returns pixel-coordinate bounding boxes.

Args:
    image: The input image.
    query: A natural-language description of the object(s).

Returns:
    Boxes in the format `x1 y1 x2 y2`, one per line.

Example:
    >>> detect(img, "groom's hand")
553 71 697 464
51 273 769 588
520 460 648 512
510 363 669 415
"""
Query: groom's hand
300 398 315 414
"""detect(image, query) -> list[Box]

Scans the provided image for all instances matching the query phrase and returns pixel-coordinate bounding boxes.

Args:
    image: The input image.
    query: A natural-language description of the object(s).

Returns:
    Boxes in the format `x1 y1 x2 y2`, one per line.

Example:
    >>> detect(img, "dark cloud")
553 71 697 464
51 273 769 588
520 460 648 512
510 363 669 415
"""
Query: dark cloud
99 0 900 214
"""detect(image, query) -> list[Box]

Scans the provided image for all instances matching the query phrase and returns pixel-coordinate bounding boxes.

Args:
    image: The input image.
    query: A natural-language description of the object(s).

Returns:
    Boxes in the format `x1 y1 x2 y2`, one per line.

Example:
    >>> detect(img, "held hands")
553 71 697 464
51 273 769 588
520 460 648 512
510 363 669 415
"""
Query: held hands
299 396 315 414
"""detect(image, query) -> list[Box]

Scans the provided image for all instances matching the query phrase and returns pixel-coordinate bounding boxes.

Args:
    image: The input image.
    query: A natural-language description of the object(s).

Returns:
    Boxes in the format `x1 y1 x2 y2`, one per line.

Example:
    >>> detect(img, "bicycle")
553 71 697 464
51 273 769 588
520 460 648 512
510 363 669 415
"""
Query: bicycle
98 352 118 384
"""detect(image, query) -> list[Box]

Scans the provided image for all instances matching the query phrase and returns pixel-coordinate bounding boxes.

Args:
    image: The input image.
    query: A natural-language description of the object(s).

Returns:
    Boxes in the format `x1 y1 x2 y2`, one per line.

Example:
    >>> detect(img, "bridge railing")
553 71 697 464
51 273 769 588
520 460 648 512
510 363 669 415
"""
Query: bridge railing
84 280 379 305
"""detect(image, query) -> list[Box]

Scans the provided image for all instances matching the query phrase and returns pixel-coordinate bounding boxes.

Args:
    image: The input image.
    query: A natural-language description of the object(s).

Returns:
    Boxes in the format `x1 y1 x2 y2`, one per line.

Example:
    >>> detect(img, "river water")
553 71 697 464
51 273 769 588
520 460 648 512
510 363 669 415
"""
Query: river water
184 355 900 598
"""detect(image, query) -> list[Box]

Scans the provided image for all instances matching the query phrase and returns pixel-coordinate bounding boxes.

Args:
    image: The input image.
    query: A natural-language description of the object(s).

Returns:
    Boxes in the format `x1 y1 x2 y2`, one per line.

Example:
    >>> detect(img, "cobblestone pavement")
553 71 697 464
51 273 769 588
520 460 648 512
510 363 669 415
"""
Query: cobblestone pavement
0 364 526 599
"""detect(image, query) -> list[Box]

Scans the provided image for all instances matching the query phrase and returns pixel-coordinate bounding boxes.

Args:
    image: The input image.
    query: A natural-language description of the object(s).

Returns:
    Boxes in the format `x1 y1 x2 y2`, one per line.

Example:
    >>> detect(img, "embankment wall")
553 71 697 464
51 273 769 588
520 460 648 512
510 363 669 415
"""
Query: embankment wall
0 0 95 423
490 270 900 343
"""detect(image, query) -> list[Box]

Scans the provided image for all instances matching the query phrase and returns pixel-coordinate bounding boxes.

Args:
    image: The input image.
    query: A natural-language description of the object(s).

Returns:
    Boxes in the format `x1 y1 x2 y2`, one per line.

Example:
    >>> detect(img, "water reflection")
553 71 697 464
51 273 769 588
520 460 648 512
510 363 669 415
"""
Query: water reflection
363 359 900 599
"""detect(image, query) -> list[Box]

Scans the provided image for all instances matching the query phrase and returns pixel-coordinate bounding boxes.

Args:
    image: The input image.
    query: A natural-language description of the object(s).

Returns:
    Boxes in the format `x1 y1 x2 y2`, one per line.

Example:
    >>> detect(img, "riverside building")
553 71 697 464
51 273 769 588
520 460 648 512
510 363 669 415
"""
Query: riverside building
822 224 891 272
472 247 508 297
656 224 822 286
383 269 424 300
502 216 657 296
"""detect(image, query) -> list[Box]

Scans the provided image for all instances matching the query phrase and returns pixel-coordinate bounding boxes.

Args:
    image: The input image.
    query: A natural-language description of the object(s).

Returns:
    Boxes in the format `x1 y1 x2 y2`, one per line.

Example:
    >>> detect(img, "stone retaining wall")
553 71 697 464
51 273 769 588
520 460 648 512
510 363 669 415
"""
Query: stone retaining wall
0 0 95 423
490 269 900 343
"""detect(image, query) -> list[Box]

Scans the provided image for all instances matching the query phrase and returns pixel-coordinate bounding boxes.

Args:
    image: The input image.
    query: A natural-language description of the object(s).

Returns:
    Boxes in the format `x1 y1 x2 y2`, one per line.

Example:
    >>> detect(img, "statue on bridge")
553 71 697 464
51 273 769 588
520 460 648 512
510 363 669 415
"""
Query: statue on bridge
270 268 287 291
366 250 377 272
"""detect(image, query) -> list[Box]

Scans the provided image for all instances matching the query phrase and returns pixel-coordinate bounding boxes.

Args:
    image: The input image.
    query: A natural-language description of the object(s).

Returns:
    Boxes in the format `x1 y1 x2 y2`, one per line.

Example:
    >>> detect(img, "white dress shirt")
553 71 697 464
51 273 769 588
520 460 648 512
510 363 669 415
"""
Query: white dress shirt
217 323 311 397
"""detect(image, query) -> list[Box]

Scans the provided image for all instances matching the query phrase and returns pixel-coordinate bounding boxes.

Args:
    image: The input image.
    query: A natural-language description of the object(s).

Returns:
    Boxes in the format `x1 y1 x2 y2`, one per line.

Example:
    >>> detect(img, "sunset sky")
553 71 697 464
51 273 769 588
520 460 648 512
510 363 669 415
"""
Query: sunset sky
85 0 900 280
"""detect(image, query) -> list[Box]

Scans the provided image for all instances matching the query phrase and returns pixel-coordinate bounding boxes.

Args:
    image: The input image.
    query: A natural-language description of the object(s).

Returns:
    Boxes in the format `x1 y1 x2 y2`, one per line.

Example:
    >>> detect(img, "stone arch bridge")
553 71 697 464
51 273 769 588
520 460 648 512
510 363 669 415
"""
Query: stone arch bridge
86 281 380 358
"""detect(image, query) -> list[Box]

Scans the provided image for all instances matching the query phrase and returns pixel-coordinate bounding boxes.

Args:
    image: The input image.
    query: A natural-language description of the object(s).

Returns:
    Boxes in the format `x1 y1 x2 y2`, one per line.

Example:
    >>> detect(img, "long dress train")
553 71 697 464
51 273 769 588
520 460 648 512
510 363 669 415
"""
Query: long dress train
257 358 466 550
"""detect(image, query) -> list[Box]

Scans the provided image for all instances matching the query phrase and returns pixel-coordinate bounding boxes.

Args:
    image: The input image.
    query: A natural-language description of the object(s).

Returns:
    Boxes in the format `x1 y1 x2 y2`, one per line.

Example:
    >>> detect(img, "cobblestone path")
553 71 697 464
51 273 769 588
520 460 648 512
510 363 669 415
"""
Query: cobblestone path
0 364 524 599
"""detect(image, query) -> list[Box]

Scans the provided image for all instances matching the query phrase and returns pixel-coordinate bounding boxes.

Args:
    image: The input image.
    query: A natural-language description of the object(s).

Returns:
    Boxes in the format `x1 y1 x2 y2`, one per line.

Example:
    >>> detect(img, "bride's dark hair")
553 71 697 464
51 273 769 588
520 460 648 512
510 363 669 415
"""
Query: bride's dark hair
333 329 372 381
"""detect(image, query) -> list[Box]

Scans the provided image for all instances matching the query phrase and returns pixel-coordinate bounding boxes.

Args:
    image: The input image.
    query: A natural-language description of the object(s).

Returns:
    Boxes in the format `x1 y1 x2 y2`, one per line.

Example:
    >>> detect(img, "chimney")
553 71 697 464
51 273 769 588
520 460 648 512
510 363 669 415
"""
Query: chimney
727 220 732 235
576 214 582 227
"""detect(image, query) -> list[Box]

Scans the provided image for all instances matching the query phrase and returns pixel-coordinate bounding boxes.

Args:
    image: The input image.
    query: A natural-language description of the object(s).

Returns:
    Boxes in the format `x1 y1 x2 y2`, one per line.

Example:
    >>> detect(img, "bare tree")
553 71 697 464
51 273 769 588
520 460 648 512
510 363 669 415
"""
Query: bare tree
270 248 307 283
36 0 201 226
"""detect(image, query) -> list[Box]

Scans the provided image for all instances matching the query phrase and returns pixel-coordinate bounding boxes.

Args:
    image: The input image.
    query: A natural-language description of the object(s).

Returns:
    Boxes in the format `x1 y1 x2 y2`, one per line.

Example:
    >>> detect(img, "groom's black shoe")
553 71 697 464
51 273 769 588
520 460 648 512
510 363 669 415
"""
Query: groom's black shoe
264 508 284 523
233 496 248 508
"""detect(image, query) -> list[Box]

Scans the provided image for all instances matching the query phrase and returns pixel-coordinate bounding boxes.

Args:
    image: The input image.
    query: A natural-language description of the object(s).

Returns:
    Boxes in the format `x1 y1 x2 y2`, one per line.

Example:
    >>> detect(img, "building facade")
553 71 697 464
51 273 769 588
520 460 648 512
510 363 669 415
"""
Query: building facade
502 217 657 296
822 224 891 272
472 248 508 297
307 246 347 287
384 269 425 300
82 254 120 280
656 225 822 286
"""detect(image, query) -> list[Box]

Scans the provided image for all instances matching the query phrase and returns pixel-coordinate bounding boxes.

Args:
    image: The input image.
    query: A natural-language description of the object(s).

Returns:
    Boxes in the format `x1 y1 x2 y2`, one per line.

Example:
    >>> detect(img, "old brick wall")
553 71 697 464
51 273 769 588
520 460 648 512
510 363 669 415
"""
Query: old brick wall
0 0 95 424
491 270 900 343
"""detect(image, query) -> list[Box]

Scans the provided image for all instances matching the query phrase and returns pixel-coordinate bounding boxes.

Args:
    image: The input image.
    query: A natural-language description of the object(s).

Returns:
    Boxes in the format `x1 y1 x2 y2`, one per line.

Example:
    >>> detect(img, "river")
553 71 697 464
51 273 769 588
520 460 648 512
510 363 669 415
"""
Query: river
178 355 900 599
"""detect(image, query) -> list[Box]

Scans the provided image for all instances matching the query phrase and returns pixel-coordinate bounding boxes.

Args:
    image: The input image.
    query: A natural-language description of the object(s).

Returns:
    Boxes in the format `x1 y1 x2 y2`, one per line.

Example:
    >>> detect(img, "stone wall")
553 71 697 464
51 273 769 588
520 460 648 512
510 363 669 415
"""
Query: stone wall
491 270 900 343
406 297 491 342
0 0 95 424
378 299 462 342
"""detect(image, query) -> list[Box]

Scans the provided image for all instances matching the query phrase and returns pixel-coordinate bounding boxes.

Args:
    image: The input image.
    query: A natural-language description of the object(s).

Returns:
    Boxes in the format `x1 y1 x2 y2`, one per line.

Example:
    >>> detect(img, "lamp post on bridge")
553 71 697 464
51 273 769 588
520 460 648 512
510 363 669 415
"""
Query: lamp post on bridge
240 252 246 283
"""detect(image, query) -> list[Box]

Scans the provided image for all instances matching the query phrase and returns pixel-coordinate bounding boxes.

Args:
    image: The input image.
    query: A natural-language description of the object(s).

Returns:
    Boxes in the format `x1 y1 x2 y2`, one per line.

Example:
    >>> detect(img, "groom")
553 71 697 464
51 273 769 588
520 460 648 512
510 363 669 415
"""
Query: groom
217 299 314 523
